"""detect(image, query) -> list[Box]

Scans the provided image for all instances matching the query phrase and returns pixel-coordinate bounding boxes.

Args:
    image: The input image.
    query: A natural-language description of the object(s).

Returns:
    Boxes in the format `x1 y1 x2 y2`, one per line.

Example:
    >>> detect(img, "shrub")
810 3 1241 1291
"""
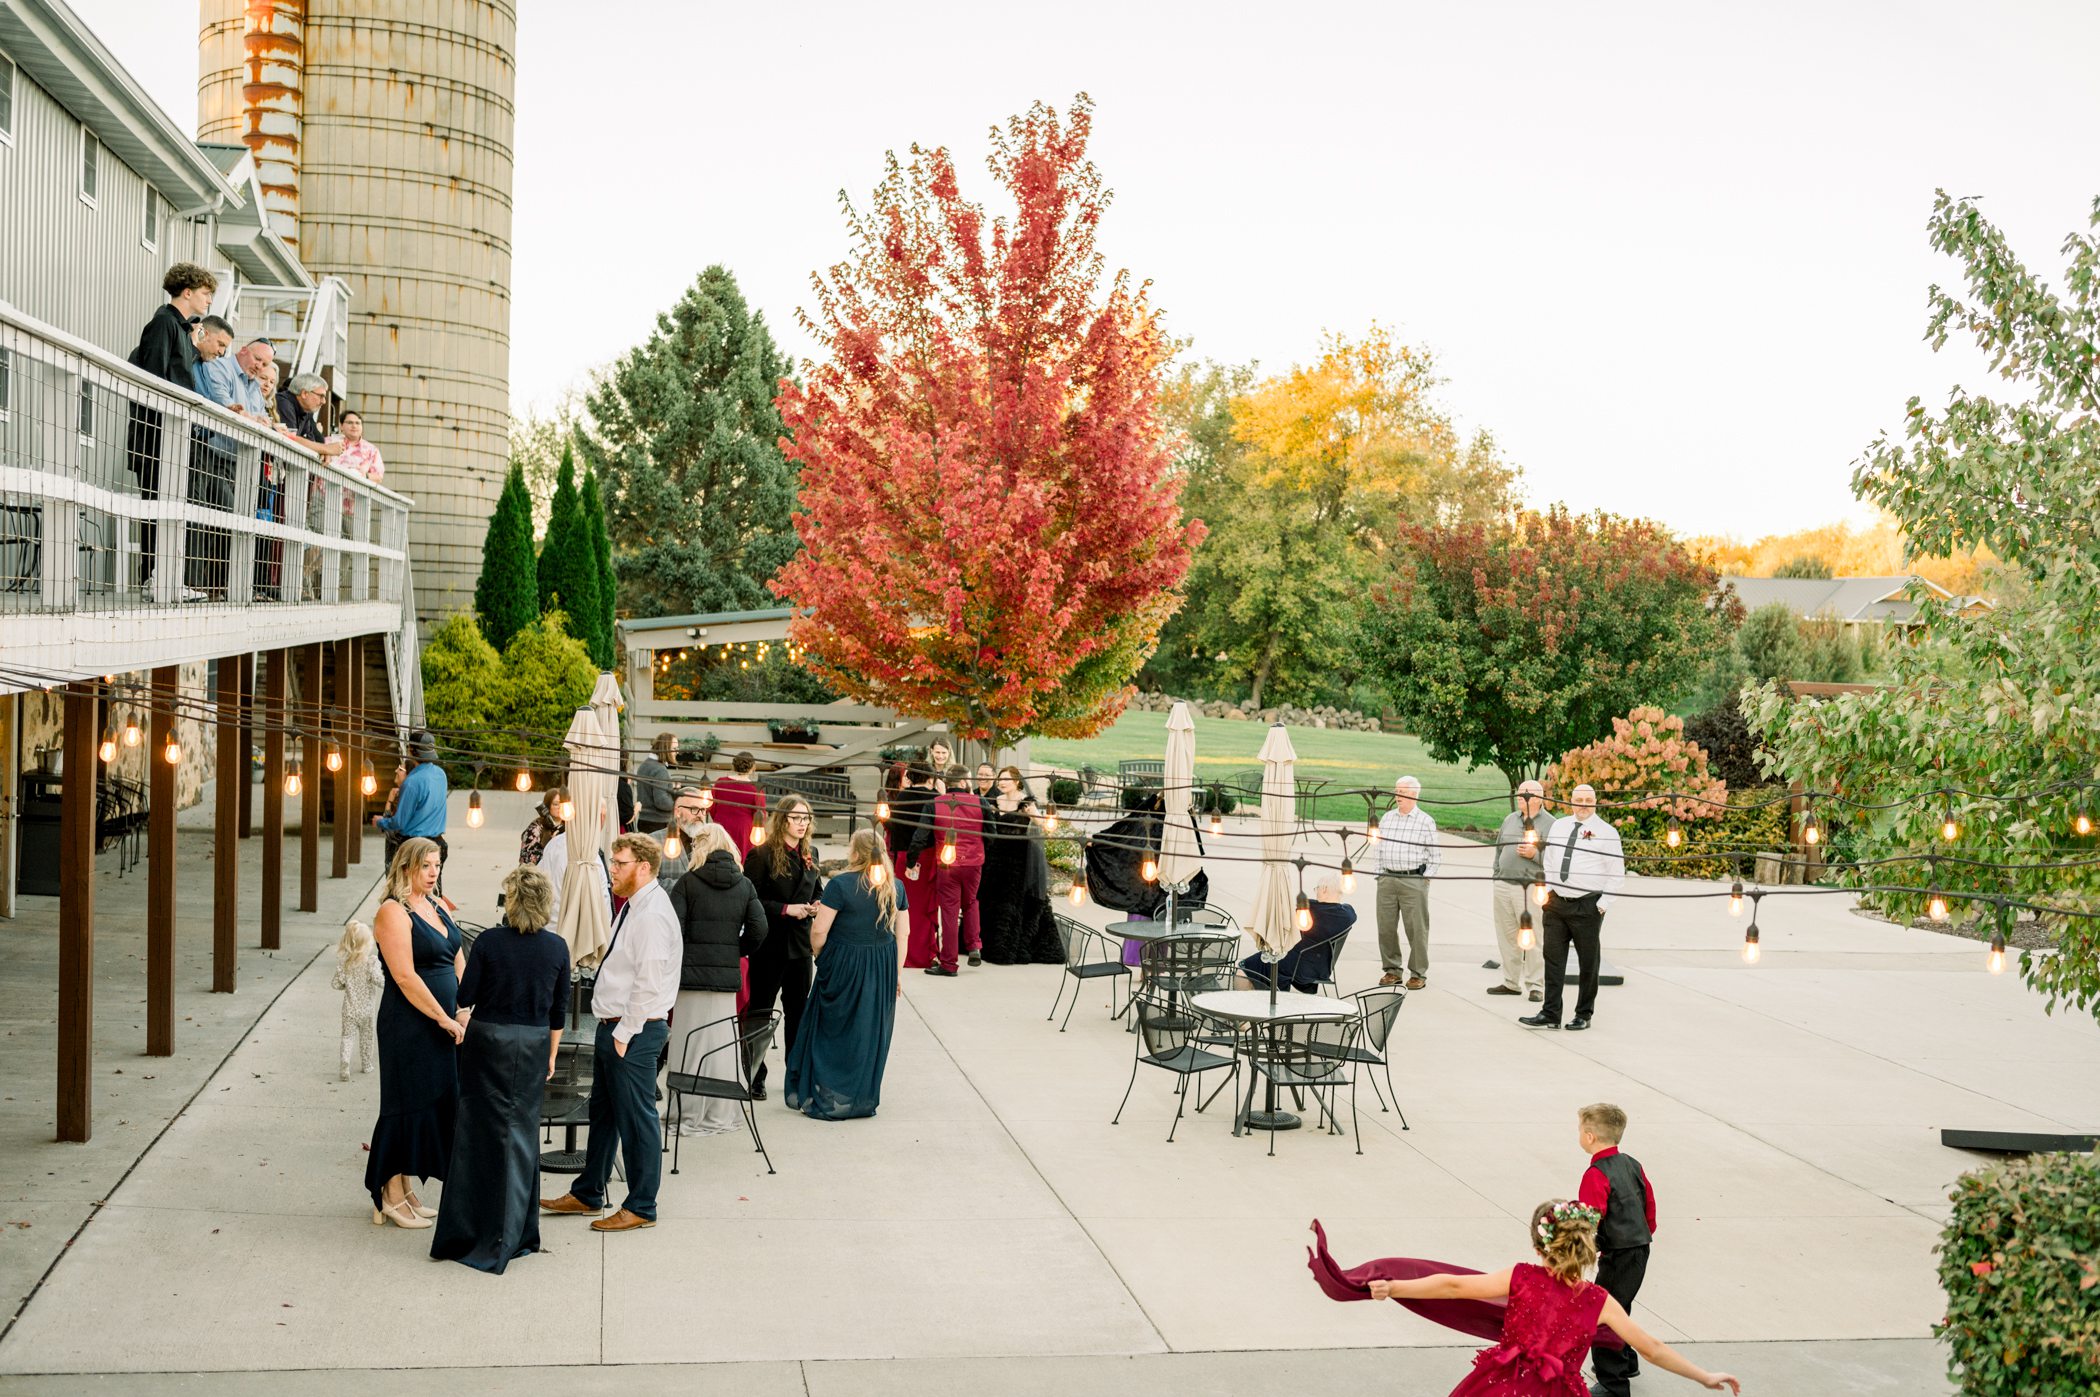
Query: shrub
1935 1147 2100 1396
1682 694 1770 793
1546 706 1728 821
1195 783 1238 816
694 648 838 706
1121 777 1161 811
677 733 721 765
491 610 597 779
1047 775 1083 807
1611 794 1789 880
421 612 503 780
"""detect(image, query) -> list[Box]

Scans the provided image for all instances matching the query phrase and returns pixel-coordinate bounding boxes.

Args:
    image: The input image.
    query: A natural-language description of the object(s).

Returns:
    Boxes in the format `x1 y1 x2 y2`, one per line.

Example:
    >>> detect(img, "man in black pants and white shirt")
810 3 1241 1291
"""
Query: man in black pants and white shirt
1520 784 1623 1031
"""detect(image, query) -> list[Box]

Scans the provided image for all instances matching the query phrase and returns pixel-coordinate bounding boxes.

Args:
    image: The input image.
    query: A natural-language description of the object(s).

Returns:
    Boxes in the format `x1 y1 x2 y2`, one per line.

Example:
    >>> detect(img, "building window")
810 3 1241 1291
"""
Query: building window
80 129 99 206
0 348 11 421
0 54 15 143
142 192 159 250
78 379 93 442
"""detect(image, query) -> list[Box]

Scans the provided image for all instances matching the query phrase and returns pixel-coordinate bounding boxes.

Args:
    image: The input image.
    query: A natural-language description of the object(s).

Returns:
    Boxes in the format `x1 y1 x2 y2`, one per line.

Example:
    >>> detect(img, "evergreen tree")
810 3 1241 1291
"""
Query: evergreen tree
536 443 605 666
580 265 799 618
474 462 540 652
581 467 618 668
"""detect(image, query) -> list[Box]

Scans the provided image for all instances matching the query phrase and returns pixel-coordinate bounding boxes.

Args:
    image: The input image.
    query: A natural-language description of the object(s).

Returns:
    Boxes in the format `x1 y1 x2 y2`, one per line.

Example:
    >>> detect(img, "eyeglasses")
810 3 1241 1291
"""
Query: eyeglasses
787 813 813 822
610 857 638 870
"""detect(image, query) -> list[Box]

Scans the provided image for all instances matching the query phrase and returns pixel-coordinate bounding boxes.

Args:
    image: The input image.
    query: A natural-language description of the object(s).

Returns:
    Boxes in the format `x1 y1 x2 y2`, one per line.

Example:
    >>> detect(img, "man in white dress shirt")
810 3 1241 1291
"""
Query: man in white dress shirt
1520 784 1625 1032
542 834 681 1231
1374 776 1442 990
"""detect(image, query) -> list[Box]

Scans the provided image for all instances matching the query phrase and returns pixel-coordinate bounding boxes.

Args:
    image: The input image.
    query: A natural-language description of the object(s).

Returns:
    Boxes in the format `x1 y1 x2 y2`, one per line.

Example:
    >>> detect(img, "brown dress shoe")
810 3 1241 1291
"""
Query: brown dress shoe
590 1208 656 1232
540 1193 601 1216
1379 973 1403 986
1406 976 1427 991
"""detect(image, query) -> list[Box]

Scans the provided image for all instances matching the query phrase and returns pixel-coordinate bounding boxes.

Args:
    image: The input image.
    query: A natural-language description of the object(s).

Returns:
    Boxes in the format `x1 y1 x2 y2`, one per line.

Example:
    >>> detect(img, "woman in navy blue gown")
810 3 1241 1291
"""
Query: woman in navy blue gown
364 837 465 1228
784 829 907 1120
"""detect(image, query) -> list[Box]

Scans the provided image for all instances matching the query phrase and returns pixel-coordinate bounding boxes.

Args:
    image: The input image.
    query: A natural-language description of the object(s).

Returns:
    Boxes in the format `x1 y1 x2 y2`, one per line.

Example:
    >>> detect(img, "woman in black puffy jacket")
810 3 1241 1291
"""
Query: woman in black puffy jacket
668 824 767 1136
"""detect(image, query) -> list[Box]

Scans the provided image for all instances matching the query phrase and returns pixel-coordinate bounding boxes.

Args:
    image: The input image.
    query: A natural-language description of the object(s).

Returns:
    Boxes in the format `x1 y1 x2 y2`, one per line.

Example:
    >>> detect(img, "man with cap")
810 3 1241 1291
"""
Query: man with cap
376 731 451 893
1489 780 1553 1001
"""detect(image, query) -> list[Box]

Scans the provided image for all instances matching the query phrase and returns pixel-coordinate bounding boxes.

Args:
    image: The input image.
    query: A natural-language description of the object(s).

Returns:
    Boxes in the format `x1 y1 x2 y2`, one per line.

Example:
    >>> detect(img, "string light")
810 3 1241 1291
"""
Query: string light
162 729 182 765
467 789 484 829
284 757 302 797
867 861 887 888
940 832 958 866
1987 932 2007 975
325 742 343 773
663 830 682 860
1209 809 1223 836
1742 891 1764 963
1294 891 1313 934
1531 871 1548 908
98 724 116 764
1665 817 1683 849
875 797 891 822
1801 809 1821 846
1340 857 1355 895
1728 880 1745 917
121 711 141 748
2076 811 2093 837
1941 802 1960 842
750 821 768 847
360 759 378 797
1041 805 1059 833
1068 878 1087 906
1140 853 1158 883
556 795 575 824
1517 909 1535 951
699 783 714 812
1927 889 1949 922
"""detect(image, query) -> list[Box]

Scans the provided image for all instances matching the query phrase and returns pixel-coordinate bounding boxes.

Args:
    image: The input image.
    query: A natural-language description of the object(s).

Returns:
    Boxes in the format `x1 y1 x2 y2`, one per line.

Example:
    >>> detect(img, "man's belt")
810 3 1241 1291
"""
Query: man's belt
1384 866 1426 877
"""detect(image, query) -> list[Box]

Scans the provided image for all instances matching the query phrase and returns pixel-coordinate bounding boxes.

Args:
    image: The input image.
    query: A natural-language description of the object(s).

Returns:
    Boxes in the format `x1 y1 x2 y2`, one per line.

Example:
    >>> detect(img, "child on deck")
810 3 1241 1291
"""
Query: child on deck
1577 1102 1657 1397
1366 1202 1736 1396
331 920 385 1081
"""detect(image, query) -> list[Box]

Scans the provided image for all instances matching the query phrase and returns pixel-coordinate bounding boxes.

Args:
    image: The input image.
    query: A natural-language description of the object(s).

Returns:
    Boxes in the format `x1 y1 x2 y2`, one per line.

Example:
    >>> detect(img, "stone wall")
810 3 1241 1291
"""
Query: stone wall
19 664 221 810
1124 691 1385 733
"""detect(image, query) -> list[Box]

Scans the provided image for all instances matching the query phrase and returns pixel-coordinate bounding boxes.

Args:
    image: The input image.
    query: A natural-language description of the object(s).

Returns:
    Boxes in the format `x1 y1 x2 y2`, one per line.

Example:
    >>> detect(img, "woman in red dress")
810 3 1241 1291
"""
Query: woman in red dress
1321 1203 1739 1396
710 751 768 856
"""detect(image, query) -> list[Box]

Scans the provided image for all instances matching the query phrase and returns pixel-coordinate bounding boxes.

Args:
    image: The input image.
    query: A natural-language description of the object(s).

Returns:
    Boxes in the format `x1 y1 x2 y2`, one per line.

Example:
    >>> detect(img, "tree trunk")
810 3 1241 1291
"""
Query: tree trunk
1249 632 1280 709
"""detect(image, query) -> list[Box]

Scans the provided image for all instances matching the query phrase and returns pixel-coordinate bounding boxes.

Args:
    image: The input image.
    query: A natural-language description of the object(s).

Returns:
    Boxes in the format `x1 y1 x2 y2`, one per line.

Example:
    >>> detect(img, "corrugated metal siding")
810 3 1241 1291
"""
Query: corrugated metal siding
0 45 217 362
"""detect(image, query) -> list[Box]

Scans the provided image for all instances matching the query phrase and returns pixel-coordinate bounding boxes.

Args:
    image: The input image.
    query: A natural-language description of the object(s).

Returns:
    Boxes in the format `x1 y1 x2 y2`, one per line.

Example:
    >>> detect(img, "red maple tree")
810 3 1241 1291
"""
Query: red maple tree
773 95 1201 749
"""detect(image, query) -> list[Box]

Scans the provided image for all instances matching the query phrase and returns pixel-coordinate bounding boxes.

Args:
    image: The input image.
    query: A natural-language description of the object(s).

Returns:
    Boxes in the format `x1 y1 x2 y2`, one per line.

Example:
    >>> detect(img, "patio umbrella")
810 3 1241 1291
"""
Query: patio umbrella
1156 701 1202 898
556 673 622 967
1247 723 1300 974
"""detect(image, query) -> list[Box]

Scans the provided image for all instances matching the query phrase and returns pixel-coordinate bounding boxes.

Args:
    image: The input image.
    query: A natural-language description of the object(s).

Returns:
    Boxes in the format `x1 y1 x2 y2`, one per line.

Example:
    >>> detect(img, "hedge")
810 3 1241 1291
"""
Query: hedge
1609 791 1790 881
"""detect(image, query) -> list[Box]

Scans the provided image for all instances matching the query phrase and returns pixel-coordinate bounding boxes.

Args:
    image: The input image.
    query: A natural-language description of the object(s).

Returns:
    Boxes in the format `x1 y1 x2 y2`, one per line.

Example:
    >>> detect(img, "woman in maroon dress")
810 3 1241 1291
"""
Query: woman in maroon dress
710 751 768 856
1312 1204 1739 1396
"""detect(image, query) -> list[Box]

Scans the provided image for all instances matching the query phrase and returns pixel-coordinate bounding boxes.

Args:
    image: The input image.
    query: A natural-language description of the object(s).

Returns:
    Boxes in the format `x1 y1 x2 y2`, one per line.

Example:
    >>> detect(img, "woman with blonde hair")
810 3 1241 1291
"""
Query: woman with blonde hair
667 822 768 1135
1310 1205 1740 1395
430 864 571 1272
782 828 908 1120
363 837 464 1229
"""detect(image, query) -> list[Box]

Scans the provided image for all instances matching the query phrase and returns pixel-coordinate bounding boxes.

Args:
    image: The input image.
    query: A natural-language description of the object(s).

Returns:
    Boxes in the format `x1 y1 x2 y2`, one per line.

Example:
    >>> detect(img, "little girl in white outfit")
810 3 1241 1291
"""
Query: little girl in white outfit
332 921 385 1081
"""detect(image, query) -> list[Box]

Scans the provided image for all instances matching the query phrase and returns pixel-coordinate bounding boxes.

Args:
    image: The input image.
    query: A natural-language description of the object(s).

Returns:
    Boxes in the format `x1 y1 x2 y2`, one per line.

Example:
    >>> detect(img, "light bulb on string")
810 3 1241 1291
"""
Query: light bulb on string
556 795 575 824
1941 803 1959 842
1987 931 2007 976
1068 878 1087 906
663 830 682 860
515 769 533 794
699 783 714 812
467 789 484 829
1340 857 1356 895
1665 817 1683 849
1209 809 1223 836
867 861 886 889
1741 924 1761 964
98 725 116 764
1927 889 1949 923
1041 805 1058 834
360 759 378 797
1801 810 1821 846
1728 880 1745 917
2076 811 2094 838
122 711 141 748
941 833 958 866
1517 909 1535 952
1294 891 1313 934
1530 872 1548 908
875 797 891 822
284 758 302 798
750 821 768 847
162 730 182 766
325 743 343 774
1140 854 1158 883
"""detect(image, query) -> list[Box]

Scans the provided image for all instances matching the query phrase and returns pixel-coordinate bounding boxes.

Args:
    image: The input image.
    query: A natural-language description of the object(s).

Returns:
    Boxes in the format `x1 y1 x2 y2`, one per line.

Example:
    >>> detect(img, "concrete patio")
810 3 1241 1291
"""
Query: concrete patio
3 789 2091 1393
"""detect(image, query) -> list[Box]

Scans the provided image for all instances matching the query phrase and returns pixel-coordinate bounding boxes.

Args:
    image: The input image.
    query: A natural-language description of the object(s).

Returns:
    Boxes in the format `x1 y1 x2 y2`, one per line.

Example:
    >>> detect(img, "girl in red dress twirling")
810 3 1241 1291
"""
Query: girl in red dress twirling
1320 1202 1740 1396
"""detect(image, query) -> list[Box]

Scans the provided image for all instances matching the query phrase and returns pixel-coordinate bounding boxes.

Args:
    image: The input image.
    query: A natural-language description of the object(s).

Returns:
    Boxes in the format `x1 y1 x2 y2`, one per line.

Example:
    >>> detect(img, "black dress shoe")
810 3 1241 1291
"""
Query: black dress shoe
1566 1017 1591 1031
1518 1012 1559 1029
924 965 958 977
1486 985 1522 996
749 1083 767 1101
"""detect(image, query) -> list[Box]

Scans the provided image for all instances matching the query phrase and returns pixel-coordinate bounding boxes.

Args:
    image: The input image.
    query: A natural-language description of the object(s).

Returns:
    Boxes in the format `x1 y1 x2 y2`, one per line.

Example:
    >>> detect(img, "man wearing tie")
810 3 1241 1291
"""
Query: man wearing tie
541 834 681 1231
1520 784 1624 1032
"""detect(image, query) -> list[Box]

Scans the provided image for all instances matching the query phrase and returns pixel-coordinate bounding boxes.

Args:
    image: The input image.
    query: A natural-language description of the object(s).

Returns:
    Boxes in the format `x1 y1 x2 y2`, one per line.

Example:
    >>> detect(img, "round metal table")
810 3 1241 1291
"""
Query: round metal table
1103 919 1175 942
1191 989 1351 1132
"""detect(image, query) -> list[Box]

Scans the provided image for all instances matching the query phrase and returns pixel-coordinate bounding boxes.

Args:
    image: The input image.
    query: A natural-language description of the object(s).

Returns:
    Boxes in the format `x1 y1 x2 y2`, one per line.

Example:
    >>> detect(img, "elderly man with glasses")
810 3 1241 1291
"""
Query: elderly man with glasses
1490 780 1554 1001
1521 784 1625 1032
1374 776 1441 990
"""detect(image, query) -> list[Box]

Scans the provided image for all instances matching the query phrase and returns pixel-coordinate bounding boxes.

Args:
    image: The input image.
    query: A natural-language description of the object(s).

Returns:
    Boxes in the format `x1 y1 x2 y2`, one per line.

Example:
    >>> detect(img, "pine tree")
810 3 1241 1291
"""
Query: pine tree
580 265 799 618
581 467 618 668
536 443 605 666
474 462 540 653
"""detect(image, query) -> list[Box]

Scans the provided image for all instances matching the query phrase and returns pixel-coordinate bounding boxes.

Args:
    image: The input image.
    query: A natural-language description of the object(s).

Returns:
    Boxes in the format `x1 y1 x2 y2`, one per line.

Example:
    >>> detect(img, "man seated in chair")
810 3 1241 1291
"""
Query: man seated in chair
1240 880 1356 993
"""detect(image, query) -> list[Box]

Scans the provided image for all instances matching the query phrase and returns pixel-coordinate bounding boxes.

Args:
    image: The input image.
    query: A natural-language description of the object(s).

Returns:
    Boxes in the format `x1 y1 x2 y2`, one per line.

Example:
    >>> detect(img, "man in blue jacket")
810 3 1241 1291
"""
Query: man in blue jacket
376 731 450 891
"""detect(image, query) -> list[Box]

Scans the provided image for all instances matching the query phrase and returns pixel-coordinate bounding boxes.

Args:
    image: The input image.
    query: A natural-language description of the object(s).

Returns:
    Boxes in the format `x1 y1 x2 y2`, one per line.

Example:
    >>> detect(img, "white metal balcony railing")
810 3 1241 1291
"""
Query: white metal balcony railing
0 296 414 698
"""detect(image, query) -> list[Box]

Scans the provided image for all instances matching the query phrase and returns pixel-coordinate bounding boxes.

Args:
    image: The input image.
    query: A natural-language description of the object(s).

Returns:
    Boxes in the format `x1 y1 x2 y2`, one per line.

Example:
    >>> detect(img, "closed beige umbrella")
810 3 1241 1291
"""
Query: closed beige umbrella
556 673 623 966
1247 723 1300 966
1157 701 1202 894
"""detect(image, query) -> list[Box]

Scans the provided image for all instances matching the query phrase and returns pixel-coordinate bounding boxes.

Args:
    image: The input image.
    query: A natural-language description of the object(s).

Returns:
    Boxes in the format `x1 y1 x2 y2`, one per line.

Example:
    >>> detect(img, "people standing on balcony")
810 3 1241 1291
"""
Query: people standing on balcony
276 374 346 459
740 796 822 1100
710 751 767 856
927 764 987 975
255 360 283 425
634 733 678 835
375 732 451 896
181 317 239 599
126 263 217 600
326 410 385 482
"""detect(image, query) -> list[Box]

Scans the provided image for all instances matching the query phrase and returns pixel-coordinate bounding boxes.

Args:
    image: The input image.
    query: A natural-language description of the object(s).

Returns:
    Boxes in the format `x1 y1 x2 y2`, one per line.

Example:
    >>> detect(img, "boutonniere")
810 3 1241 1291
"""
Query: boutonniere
1581 829 1596 840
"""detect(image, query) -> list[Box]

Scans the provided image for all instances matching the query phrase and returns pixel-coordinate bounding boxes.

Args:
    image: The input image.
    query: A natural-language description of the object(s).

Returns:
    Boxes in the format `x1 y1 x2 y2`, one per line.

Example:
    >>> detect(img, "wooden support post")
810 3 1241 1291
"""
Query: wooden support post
347 635 364 866
147 666 178 1055
261 650 286 950
300 643 321 913
237 651 254 839
213 657 240 993
332 637 351 880
58 683 96 1142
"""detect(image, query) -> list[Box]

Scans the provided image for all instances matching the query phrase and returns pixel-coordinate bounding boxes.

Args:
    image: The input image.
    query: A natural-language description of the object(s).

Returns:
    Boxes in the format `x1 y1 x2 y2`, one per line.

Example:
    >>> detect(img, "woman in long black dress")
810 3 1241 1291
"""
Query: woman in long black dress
741 797 822 1100
977 767 1067 965
364 837 465 1229
430 864 570 1272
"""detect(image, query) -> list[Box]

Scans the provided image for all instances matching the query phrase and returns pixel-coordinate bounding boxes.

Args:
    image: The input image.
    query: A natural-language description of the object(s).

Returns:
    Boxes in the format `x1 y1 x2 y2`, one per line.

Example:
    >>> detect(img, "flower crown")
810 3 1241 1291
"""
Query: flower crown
1535 1201 1601 1246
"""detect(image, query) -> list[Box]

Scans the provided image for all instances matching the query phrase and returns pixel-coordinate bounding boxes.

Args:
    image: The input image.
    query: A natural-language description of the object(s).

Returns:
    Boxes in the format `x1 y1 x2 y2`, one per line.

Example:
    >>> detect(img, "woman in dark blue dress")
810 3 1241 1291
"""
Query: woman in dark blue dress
783 829 907 1120
431 863 570 1272
364 837 465 1228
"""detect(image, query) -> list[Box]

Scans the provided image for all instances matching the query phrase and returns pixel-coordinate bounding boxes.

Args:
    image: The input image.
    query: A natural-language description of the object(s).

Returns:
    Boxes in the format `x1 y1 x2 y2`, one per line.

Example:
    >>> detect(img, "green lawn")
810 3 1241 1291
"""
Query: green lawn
1030 709 1513 831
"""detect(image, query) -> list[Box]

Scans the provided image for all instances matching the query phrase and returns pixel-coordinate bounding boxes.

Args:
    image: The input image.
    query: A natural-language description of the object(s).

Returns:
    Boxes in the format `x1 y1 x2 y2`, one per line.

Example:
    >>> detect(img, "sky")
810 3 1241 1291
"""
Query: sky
68 0 2100 539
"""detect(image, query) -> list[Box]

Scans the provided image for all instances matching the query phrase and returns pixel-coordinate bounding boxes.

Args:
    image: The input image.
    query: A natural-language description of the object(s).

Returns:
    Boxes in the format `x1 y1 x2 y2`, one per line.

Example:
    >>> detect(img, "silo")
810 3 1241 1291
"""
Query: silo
199 0 516 625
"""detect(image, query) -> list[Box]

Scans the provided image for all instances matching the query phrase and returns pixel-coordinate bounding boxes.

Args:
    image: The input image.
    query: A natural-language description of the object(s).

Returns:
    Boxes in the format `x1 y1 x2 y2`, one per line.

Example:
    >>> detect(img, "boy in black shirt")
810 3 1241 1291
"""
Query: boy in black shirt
1577 1102 1657 1397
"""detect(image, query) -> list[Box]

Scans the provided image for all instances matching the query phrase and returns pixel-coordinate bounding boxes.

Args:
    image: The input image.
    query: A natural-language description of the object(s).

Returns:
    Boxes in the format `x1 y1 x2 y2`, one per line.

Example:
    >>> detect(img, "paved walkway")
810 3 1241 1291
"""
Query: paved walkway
5 792 2092 1392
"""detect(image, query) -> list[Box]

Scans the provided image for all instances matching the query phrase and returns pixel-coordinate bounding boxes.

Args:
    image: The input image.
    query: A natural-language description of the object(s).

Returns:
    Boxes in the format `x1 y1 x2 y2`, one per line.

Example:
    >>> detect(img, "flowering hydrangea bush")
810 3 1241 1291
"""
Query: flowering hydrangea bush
1545 707 1728 821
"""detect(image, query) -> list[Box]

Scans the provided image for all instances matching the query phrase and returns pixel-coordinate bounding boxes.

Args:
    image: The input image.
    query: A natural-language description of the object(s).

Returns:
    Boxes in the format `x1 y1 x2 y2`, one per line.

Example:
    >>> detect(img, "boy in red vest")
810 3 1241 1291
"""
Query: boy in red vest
1577 1102 1656 1397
